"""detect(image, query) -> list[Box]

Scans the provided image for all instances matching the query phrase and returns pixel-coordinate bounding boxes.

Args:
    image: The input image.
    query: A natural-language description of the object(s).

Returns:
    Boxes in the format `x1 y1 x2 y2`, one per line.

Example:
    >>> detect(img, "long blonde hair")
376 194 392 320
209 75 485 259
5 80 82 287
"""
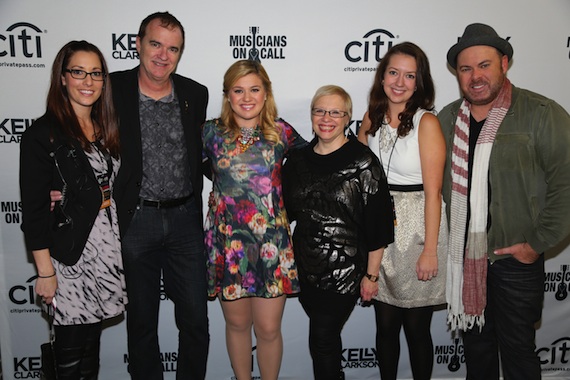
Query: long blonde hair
220 60 281 145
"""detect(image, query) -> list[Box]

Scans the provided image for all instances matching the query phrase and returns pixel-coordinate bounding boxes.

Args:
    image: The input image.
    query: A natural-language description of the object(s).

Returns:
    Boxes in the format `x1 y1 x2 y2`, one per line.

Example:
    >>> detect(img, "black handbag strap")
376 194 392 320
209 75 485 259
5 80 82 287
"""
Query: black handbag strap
47 303 56 343
92 140 114 224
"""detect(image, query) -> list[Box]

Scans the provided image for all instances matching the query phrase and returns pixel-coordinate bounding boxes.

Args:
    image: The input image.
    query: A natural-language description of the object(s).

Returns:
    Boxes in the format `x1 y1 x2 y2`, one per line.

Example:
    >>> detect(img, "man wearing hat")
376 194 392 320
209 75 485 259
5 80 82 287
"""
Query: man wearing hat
439 23 570 379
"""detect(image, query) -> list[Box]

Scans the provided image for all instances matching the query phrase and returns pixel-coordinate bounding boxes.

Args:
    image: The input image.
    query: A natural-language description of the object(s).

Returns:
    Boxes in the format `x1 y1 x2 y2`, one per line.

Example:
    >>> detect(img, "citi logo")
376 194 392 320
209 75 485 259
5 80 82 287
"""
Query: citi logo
344 29 397 63
0 22 43 59
9 275 37 305
537 337 570 366
111 33 139 60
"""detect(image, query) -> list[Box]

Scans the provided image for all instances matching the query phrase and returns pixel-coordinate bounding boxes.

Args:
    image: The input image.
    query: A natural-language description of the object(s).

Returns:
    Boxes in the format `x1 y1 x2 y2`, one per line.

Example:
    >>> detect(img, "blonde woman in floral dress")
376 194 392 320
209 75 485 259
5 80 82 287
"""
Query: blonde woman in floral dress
202 60 305 380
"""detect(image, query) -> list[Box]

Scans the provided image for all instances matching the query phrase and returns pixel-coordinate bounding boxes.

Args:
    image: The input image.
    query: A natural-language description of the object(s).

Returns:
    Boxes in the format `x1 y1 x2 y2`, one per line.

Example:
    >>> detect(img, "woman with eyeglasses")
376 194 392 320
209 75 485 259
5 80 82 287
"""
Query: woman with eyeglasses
203 59 306 380
282 85 394 380
20 40 126 379
357 42 447 380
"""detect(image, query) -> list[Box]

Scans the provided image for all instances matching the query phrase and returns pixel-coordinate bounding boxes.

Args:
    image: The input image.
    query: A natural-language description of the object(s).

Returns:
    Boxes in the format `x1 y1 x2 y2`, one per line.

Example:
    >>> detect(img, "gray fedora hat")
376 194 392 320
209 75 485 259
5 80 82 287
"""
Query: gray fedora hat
447 23 513 69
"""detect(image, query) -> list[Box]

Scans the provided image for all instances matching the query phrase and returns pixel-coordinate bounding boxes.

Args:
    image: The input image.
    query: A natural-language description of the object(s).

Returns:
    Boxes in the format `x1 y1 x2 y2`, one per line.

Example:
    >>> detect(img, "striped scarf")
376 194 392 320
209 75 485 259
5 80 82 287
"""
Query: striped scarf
447 78 512 331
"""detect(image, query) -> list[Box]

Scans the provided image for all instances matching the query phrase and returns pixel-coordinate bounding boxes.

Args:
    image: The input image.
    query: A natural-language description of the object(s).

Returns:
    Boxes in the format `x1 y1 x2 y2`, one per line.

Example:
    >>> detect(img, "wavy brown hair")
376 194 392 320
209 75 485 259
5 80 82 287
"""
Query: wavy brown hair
366 42 435 138
46 40 120 157
220 60 281 145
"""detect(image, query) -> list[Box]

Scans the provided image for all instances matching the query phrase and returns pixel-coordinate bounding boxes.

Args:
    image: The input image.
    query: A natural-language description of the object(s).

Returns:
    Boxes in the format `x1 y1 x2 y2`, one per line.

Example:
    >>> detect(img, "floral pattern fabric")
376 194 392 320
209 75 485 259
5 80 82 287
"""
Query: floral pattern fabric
203 118 304 300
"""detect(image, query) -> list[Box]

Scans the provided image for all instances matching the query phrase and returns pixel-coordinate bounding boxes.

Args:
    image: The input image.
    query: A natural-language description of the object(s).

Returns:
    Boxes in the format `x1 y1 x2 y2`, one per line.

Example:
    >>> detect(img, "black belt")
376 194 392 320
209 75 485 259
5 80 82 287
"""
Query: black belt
389 184 424 192
139 195 192 209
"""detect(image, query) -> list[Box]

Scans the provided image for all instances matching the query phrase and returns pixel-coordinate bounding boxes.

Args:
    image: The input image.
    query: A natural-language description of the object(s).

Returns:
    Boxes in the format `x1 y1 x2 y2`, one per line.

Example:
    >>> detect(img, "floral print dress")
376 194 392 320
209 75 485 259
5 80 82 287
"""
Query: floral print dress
203 118 304 300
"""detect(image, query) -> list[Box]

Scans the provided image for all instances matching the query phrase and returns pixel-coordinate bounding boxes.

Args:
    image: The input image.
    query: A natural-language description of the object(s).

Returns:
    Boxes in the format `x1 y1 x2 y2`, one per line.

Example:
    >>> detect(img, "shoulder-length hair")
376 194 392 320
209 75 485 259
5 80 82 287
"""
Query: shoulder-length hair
46 40 120 157
220 60 281 145
366 41 435 138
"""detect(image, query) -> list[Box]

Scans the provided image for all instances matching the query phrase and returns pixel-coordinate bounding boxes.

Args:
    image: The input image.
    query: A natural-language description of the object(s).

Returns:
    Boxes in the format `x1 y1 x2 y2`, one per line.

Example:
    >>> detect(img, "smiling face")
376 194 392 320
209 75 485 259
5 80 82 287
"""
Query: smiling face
228 73 267 128
311 94 349 149
61 51 103 116
382 53 417 112
136 18 183 85
456 45 508 116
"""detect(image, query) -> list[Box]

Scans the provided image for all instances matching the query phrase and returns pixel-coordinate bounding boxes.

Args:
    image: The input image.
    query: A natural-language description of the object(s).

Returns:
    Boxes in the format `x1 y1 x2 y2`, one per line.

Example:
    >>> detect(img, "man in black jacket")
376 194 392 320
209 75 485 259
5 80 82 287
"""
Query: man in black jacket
111 11 209 380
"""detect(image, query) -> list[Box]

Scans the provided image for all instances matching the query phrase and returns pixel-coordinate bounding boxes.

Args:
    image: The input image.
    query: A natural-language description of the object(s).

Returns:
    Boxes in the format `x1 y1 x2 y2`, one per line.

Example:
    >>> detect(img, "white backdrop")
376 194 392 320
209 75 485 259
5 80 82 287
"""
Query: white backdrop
1 1 570 379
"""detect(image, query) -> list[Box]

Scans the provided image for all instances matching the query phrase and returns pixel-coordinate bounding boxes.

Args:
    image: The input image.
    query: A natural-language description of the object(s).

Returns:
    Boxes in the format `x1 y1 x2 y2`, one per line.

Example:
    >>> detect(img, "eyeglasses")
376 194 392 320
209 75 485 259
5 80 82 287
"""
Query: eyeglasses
311 108 348 119
64 69 106 81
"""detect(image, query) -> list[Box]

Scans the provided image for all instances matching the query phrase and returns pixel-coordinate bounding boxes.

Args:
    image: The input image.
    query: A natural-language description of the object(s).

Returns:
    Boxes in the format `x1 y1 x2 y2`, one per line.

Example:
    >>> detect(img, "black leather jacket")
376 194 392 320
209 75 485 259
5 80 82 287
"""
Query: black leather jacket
20 114 106 265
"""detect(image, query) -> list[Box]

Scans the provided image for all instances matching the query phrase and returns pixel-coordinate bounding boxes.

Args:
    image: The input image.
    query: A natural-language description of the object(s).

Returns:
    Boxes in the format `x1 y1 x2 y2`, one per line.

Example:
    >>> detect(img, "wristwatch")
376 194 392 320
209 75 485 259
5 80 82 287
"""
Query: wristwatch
364 273 379 282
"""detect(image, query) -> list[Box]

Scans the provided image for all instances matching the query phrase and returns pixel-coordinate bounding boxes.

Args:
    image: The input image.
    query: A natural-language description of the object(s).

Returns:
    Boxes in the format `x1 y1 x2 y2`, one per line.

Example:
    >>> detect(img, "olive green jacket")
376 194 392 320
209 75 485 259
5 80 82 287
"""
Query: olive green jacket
439 85 570 262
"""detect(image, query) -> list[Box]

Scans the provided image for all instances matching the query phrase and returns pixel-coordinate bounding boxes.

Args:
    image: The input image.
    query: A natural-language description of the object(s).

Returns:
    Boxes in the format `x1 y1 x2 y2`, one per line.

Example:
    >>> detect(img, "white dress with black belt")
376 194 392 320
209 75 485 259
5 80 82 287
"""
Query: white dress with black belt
368 109 447 308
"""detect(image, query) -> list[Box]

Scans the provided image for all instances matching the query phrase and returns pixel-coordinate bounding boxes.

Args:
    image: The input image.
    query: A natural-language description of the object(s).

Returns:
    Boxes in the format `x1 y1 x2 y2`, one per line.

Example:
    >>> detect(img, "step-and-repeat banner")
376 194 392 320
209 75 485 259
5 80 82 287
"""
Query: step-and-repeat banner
1 1 569 379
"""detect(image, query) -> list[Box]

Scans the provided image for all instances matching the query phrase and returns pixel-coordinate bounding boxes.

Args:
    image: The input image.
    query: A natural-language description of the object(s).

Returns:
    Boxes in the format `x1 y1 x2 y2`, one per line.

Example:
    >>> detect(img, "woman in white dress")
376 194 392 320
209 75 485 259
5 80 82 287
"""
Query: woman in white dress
357 41 447 380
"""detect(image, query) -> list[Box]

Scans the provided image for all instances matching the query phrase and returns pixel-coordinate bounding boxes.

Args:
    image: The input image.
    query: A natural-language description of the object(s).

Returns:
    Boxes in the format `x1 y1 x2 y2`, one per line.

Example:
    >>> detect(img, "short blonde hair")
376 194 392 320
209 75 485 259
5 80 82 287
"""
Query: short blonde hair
310 85 353 122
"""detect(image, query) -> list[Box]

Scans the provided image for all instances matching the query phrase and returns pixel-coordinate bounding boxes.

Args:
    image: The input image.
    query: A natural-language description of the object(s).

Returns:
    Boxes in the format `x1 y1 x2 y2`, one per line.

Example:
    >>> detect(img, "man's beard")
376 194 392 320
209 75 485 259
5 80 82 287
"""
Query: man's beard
465 75 505 106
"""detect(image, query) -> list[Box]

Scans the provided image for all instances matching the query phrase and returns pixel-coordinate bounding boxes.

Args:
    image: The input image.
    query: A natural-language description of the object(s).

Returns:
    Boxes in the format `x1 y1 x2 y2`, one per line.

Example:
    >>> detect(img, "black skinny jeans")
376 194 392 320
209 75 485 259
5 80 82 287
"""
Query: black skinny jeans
299 284 358 380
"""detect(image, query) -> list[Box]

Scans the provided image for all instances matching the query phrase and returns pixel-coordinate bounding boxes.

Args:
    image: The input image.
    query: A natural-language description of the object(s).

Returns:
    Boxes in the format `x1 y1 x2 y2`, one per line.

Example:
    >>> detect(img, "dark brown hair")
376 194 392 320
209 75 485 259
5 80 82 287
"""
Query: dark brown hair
46 40 119 157
138 11 185 53
366 42 435 138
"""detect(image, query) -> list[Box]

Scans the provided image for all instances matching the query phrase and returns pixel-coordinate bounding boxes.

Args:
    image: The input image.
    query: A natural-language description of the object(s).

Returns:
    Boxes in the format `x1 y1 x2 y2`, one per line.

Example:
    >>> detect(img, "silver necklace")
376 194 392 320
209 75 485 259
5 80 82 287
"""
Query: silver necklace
379 123 398 153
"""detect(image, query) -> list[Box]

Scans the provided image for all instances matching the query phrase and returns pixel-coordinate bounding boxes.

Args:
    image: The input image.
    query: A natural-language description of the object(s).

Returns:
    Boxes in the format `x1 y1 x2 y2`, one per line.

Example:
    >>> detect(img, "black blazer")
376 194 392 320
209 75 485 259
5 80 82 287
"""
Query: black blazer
20 114 104 265
110 67 208 236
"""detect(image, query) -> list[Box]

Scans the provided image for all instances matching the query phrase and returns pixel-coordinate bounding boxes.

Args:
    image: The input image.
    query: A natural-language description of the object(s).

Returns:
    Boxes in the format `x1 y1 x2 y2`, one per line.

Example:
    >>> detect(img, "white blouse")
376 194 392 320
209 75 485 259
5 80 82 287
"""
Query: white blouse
367 109 429 186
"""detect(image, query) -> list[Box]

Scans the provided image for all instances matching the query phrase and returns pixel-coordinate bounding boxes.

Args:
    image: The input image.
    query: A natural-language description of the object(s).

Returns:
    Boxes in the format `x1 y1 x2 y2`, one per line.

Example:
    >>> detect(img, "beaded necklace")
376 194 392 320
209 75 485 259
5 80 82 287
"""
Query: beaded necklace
238 126 260 152
379 121 398 154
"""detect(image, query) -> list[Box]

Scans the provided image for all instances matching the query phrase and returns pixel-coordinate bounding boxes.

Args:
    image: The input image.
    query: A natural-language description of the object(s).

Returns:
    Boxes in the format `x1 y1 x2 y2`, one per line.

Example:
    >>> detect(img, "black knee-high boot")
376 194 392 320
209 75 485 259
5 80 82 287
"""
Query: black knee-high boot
54 323 102 380
79 337 100 379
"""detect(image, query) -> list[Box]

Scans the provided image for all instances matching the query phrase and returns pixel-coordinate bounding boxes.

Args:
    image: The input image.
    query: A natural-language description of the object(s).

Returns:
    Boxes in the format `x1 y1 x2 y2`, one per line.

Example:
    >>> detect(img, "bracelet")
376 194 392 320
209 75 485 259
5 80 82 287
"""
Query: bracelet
38 272 56 279
364 273 379 282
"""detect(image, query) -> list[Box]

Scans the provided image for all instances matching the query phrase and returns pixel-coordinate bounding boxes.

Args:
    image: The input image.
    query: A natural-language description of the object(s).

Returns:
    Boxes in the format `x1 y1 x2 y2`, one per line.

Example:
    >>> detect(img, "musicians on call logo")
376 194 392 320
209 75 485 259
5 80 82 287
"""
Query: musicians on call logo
229 27 287 62
545 264 570 301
